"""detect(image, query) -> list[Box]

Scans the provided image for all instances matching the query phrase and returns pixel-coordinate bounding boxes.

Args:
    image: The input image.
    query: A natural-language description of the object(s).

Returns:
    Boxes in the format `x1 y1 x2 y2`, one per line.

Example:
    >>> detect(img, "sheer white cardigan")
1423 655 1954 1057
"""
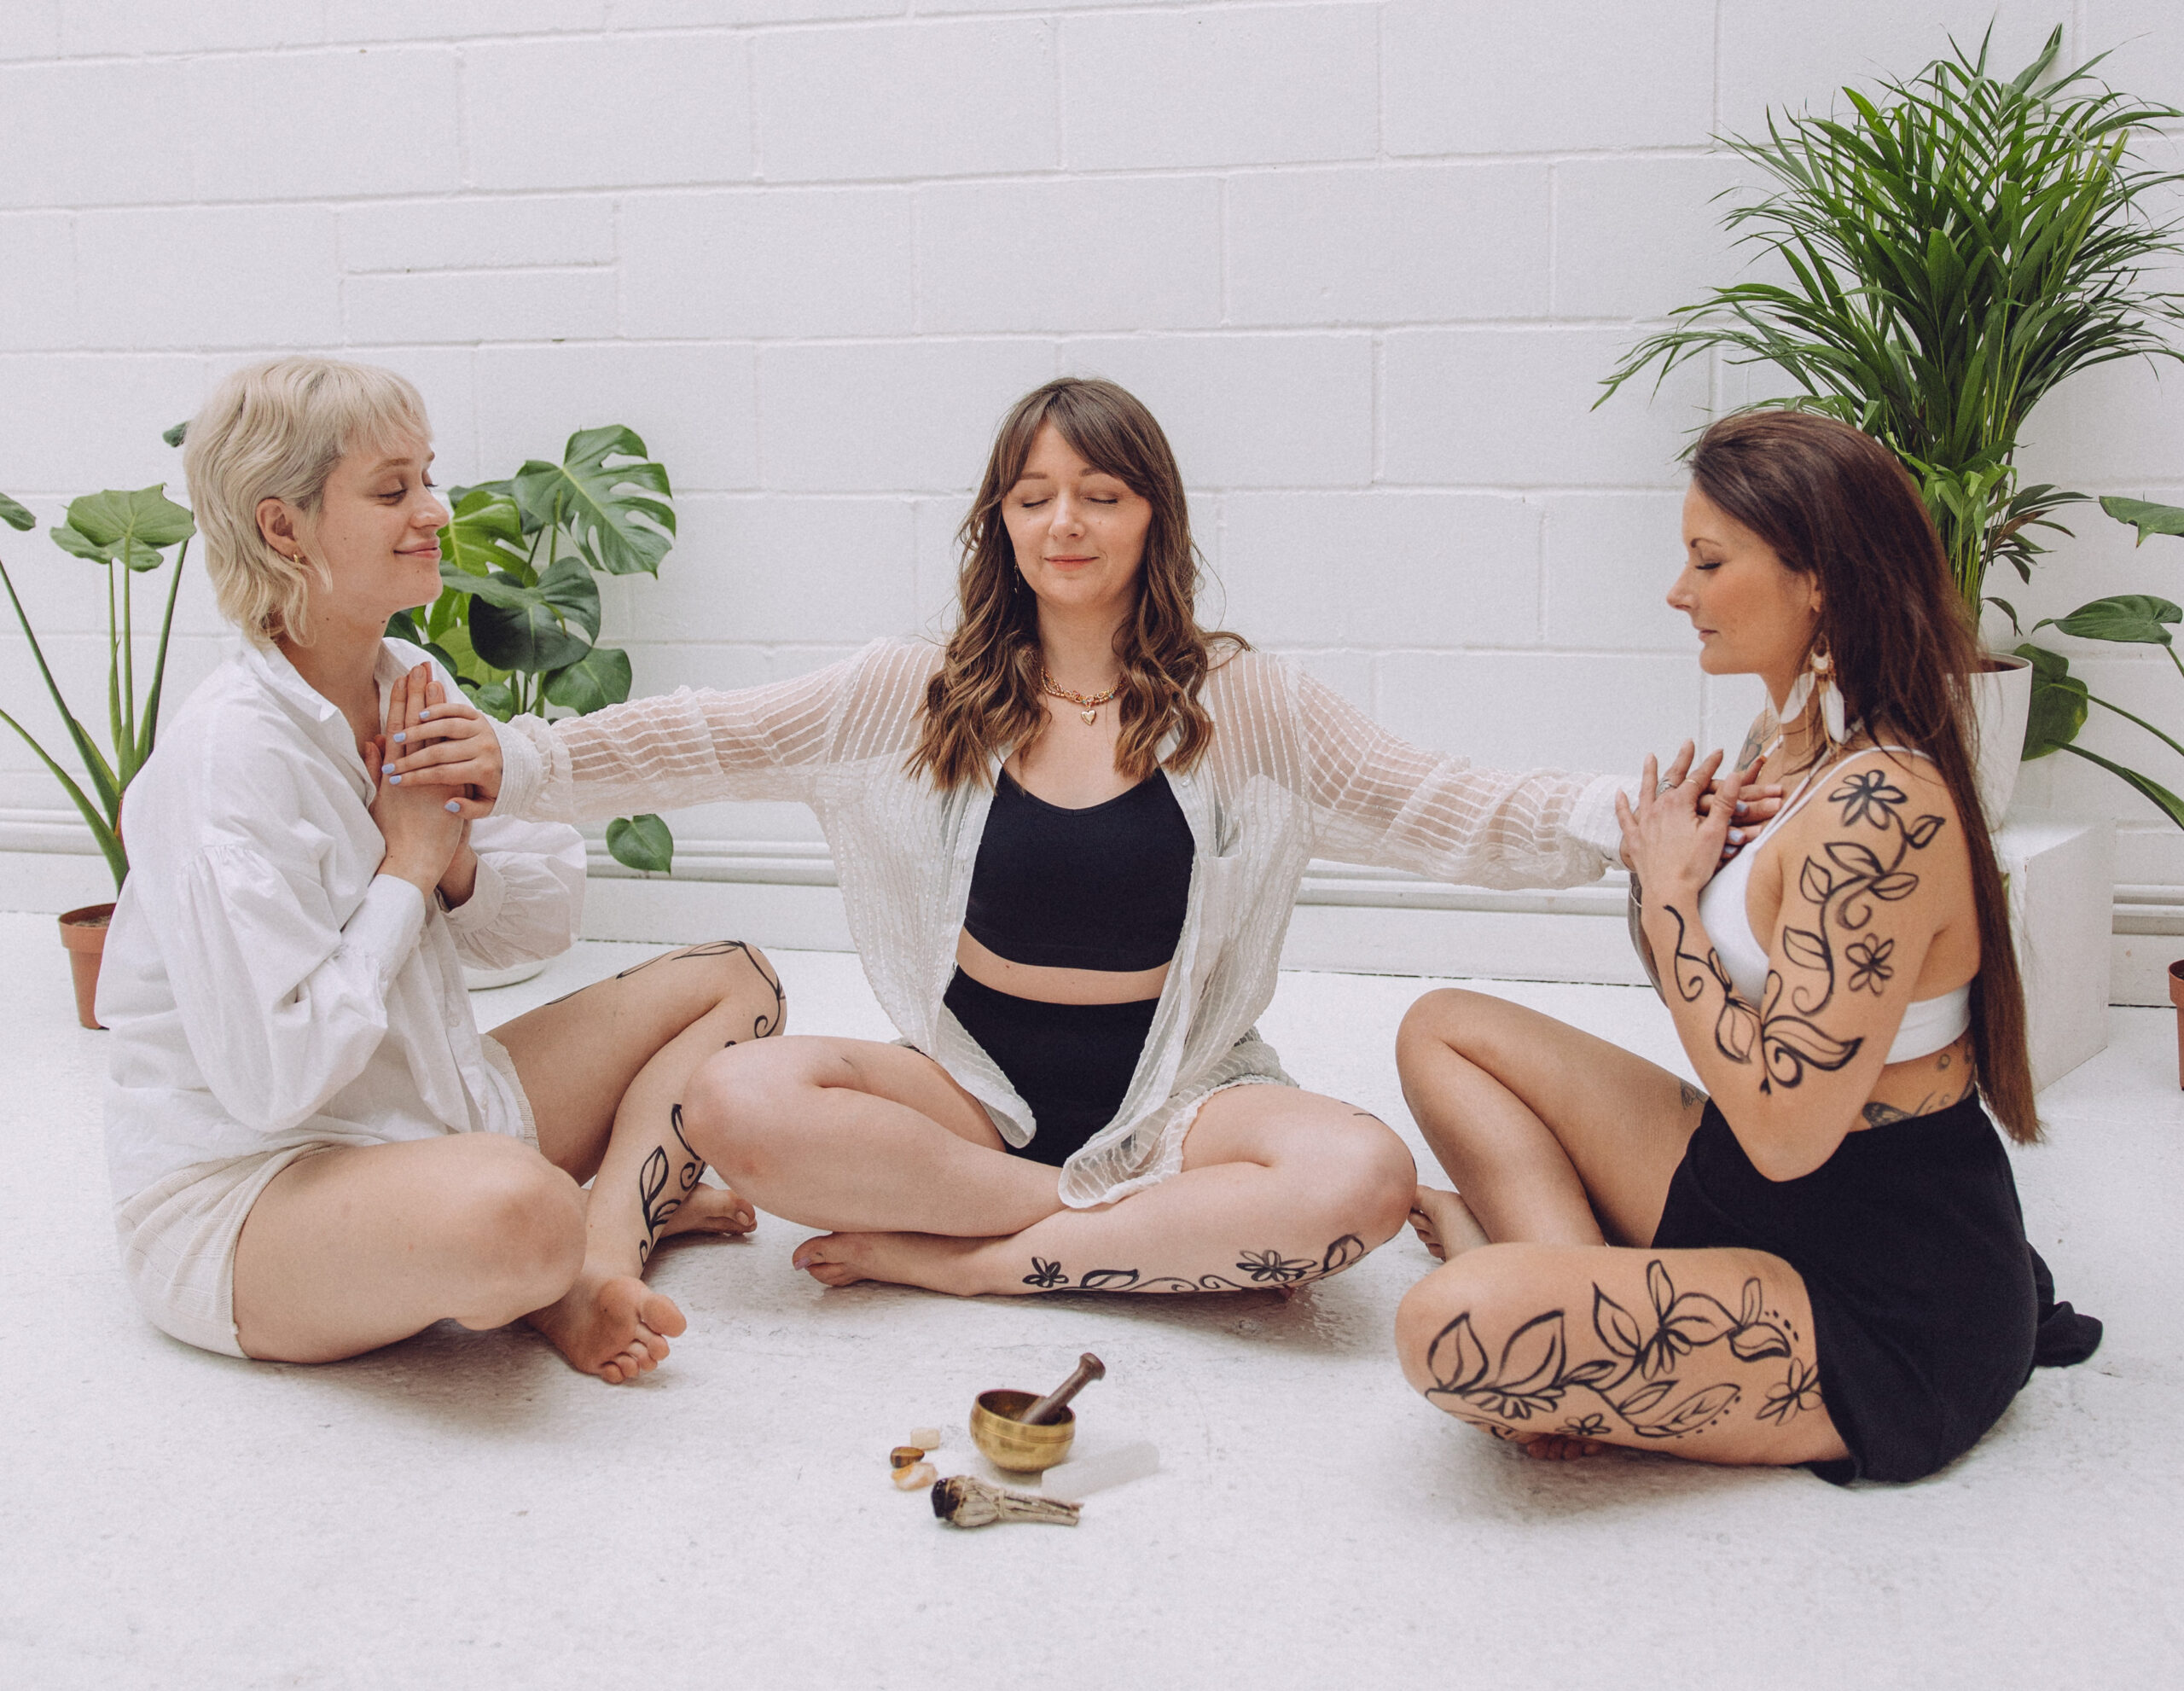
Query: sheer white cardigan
495 639 1625 1208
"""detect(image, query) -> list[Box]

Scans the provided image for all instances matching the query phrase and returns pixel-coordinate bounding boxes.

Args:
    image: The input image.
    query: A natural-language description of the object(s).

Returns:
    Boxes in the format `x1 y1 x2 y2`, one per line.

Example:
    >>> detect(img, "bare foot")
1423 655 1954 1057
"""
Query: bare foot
1479 1421 1611 1461
1409 1185 1490 1261
526 1270 689 1384
790 1230 993 1294
659 1183 757 1241
1518 1432 1611 1461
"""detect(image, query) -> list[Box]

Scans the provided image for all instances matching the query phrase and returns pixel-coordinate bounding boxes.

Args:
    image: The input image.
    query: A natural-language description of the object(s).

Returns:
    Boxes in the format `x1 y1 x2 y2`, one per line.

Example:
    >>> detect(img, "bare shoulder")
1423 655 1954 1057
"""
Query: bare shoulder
1776 745 1969 907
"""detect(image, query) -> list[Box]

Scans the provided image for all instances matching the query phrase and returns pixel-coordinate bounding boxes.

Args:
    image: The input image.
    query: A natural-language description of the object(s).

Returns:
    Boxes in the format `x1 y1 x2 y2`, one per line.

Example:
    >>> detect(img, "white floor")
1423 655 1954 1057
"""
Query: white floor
3 910 2176 1690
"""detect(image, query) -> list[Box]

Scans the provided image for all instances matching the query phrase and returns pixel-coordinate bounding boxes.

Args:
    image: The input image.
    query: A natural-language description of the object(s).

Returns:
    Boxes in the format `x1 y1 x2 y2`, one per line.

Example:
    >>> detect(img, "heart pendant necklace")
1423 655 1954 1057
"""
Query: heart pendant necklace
1041 671 1120 726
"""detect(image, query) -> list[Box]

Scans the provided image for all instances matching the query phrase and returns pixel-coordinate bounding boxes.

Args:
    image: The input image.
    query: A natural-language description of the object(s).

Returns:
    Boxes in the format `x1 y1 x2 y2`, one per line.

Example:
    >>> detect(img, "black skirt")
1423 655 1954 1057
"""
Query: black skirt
1653 1094 2095 1484
943 969 1157 1169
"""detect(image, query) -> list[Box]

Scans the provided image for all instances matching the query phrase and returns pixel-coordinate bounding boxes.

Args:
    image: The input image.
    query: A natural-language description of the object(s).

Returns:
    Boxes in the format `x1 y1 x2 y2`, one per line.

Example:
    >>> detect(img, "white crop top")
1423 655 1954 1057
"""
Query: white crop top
1694 747 1971 1065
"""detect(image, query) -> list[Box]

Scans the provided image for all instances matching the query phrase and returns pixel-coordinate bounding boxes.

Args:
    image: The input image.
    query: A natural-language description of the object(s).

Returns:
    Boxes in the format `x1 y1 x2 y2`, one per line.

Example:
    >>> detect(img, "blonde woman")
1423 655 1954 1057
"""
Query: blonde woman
102 357 781 1380
393 378 1768 1298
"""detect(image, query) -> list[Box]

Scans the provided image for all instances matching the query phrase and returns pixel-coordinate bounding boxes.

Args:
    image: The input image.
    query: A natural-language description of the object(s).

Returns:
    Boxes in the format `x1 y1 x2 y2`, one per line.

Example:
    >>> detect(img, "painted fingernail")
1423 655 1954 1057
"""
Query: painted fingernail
392 730 406 743
418 707 432 719
387 773 401 784
1728 828 1745 845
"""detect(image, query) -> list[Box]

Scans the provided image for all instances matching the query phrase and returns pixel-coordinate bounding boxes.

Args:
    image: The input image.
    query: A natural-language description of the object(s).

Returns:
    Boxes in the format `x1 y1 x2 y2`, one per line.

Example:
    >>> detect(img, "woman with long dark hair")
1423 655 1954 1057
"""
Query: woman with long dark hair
389 376 1725 1298
1394 411 2097 1481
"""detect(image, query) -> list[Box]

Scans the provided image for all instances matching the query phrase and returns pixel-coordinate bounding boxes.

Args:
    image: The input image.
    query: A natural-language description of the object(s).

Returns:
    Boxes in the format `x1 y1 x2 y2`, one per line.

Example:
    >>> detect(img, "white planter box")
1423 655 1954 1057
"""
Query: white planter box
1997 817 2113 1091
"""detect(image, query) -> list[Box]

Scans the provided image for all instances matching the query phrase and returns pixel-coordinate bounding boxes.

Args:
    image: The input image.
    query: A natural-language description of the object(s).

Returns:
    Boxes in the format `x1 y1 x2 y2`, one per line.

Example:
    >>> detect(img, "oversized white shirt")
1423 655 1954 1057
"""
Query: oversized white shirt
99 638 586 1203
495 639 1627 1208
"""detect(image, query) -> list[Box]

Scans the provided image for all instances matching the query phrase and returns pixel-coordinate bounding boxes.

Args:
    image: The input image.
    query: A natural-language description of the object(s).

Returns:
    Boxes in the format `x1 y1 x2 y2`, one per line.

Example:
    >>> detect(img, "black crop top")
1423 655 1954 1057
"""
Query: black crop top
962 768 1196 972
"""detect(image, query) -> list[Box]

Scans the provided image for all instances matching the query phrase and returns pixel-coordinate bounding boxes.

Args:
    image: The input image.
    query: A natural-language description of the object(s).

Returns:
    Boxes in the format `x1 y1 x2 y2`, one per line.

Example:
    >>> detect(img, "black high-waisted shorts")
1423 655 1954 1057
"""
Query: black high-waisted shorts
943 968 1157 1169
1653 1094 2073 1485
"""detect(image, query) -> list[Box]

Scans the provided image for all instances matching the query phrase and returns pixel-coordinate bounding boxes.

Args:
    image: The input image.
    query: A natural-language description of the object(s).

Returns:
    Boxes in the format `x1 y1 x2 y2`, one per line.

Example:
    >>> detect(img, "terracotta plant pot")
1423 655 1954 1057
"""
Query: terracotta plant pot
2169 962 2184 1090
58 902 115 1031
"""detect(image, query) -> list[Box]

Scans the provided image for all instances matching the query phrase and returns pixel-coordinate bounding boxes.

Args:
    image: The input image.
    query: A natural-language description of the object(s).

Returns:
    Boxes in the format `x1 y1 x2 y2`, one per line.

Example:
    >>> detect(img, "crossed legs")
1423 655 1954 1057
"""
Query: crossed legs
232 939 784 1380
675 1034 1418 1297
1391 988 1850 1467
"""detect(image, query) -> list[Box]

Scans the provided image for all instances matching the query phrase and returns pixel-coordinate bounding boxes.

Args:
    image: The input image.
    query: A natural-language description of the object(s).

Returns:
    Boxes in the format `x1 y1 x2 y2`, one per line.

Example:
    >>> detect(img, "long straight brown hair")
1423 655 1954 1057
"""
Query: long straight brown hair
909 378 1245 791
1689 410 2036 1142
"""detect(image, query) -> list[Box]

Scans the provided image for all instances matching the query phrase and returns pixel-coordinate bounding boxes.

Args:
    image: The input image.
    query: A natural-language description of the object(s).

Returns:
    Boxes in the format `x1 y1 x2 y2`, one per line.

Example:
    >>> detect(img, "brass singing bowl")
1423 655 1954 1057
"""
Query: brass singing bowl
970 1389 1077 1473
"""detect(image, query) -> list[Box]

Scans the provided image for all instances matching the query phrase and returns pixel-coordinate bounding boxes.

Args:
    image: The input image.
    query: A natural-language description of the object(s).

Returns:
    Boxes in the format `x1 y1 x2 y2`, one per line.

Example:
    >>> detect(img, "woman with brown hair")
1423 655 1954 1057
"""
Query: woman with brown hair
1394 410 2098 1482
392 375 1705 1298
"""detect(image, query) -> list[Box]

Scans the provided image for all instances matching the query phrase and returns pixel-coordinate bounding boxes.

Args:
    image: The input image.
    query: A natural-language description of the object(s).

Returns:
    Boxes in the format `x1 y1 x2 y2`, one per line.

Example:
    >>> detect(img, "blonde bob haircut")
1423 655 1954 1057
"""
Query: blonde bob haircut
183 357 431 645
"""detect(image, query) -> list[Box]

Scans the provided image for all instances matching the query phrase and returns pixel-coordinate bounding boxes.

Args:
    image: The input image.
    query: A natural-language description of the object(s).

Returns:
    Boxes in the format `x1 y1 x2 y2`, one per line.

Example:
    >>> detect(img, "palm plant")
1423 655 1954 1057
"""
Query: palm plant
1601 26 2184 616
0 469 195 891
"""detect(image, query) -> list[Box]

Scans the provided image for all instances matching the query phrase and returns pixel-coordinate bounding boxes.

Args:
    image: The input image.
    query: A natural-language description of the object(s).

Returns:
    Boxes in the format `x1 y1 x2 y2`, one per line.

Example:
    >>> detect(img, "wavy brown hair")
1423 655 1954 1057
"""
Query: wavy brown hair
1690 410 2036 1142
909 378 1245 790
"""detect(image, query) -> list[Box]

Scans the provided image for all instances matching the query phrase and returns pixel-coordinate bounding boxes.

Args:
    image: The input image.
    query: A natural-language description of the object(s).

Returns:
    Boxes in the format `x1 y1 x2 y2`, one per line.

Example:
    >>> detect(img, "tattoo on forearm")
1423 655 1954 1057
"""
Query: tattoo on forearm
1422 1260 1815 1444
637 1103 707 1265
1659 761 1947 1095
1019 1233 1367 1294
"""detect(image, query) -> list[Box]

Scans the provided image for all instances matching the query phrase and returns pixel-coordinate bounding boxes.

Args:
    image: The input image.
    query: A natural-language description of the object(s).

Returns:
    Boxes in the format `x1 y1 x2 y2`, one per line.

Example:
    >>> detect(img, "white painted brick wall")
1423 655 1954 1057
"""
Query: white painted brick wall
1 0 2180 901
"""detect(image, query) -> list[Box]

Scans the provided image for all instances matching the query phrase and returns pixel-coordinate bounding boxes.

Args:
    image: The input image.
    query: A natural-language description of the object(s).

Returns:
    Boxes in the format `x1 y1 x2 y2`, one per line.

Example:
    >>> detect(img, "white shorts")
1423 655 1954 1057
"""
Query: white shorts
114 1035 540 1359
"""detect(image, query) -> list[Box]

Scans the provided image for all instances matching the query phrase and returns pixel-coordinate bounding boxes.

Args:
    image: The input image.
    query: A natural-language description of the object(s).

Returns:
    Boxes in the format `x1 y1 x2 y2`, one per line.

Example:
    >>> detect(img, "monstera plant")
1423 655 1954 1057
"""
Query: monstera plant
392 425 680 874
0 468 195 892
2018 497 2184 827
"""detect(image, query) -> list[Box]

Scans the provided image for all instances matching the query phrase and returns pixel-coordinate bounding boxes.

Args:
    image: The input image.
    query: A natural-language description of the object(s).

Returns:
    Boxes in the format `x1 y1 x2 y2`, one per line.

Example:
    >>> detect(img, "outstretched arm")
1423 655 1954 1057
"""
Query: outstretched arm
385 642 897 822
1620 747 1960 1180
1292 667 1780 891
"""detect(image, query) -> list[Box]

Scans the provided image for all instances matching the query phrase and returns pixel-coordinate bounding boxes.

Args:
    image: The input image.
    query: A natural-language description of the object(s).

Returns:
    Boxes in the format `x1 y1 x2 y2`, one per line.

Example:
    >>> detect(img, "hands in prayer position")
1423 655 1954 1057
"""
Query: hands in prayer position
367 663 481 906
1617 741 1743 893
380 662 503 816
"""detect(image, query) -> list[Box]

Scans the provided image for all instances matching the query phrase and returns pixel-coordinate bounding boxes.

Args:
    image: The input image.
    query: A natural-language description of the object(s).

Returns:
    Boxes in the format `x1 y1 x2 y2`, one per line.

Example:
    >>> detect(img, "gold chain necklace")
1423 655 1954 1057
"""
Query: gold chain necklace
1040 671 1119 726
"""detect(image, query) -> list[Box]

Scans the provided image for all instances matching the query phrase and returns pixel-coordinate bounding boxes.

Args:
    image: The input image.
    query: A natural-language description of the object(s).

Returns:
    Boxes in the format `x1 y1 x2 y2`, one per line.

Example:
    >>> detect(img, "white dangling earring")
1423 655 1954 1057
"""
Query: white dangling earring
1778 666 1815 728
1811 647 1847 747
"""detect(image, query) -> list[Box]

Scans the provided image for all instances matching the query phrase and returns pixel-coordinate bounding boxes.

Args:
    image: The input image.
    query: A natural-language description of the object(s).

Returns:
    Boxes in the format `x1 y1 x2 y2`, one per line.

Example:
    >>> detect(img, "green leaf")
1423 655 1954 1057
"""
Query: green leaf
0 492 32 532
512 425 676 578
0 704 129 889
421 584 467 643
463 552 600 673
439 488 530 579
448 477 537 535
431 615 508 688
2057 742 2184 832
463 678 520 721
2016 642 2089 758
52 485 196 572
606 813 674 875
161 420 188 448
380 611 459 677
2102 495 2184 545
543 644 633 714
2036 593 2181 645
